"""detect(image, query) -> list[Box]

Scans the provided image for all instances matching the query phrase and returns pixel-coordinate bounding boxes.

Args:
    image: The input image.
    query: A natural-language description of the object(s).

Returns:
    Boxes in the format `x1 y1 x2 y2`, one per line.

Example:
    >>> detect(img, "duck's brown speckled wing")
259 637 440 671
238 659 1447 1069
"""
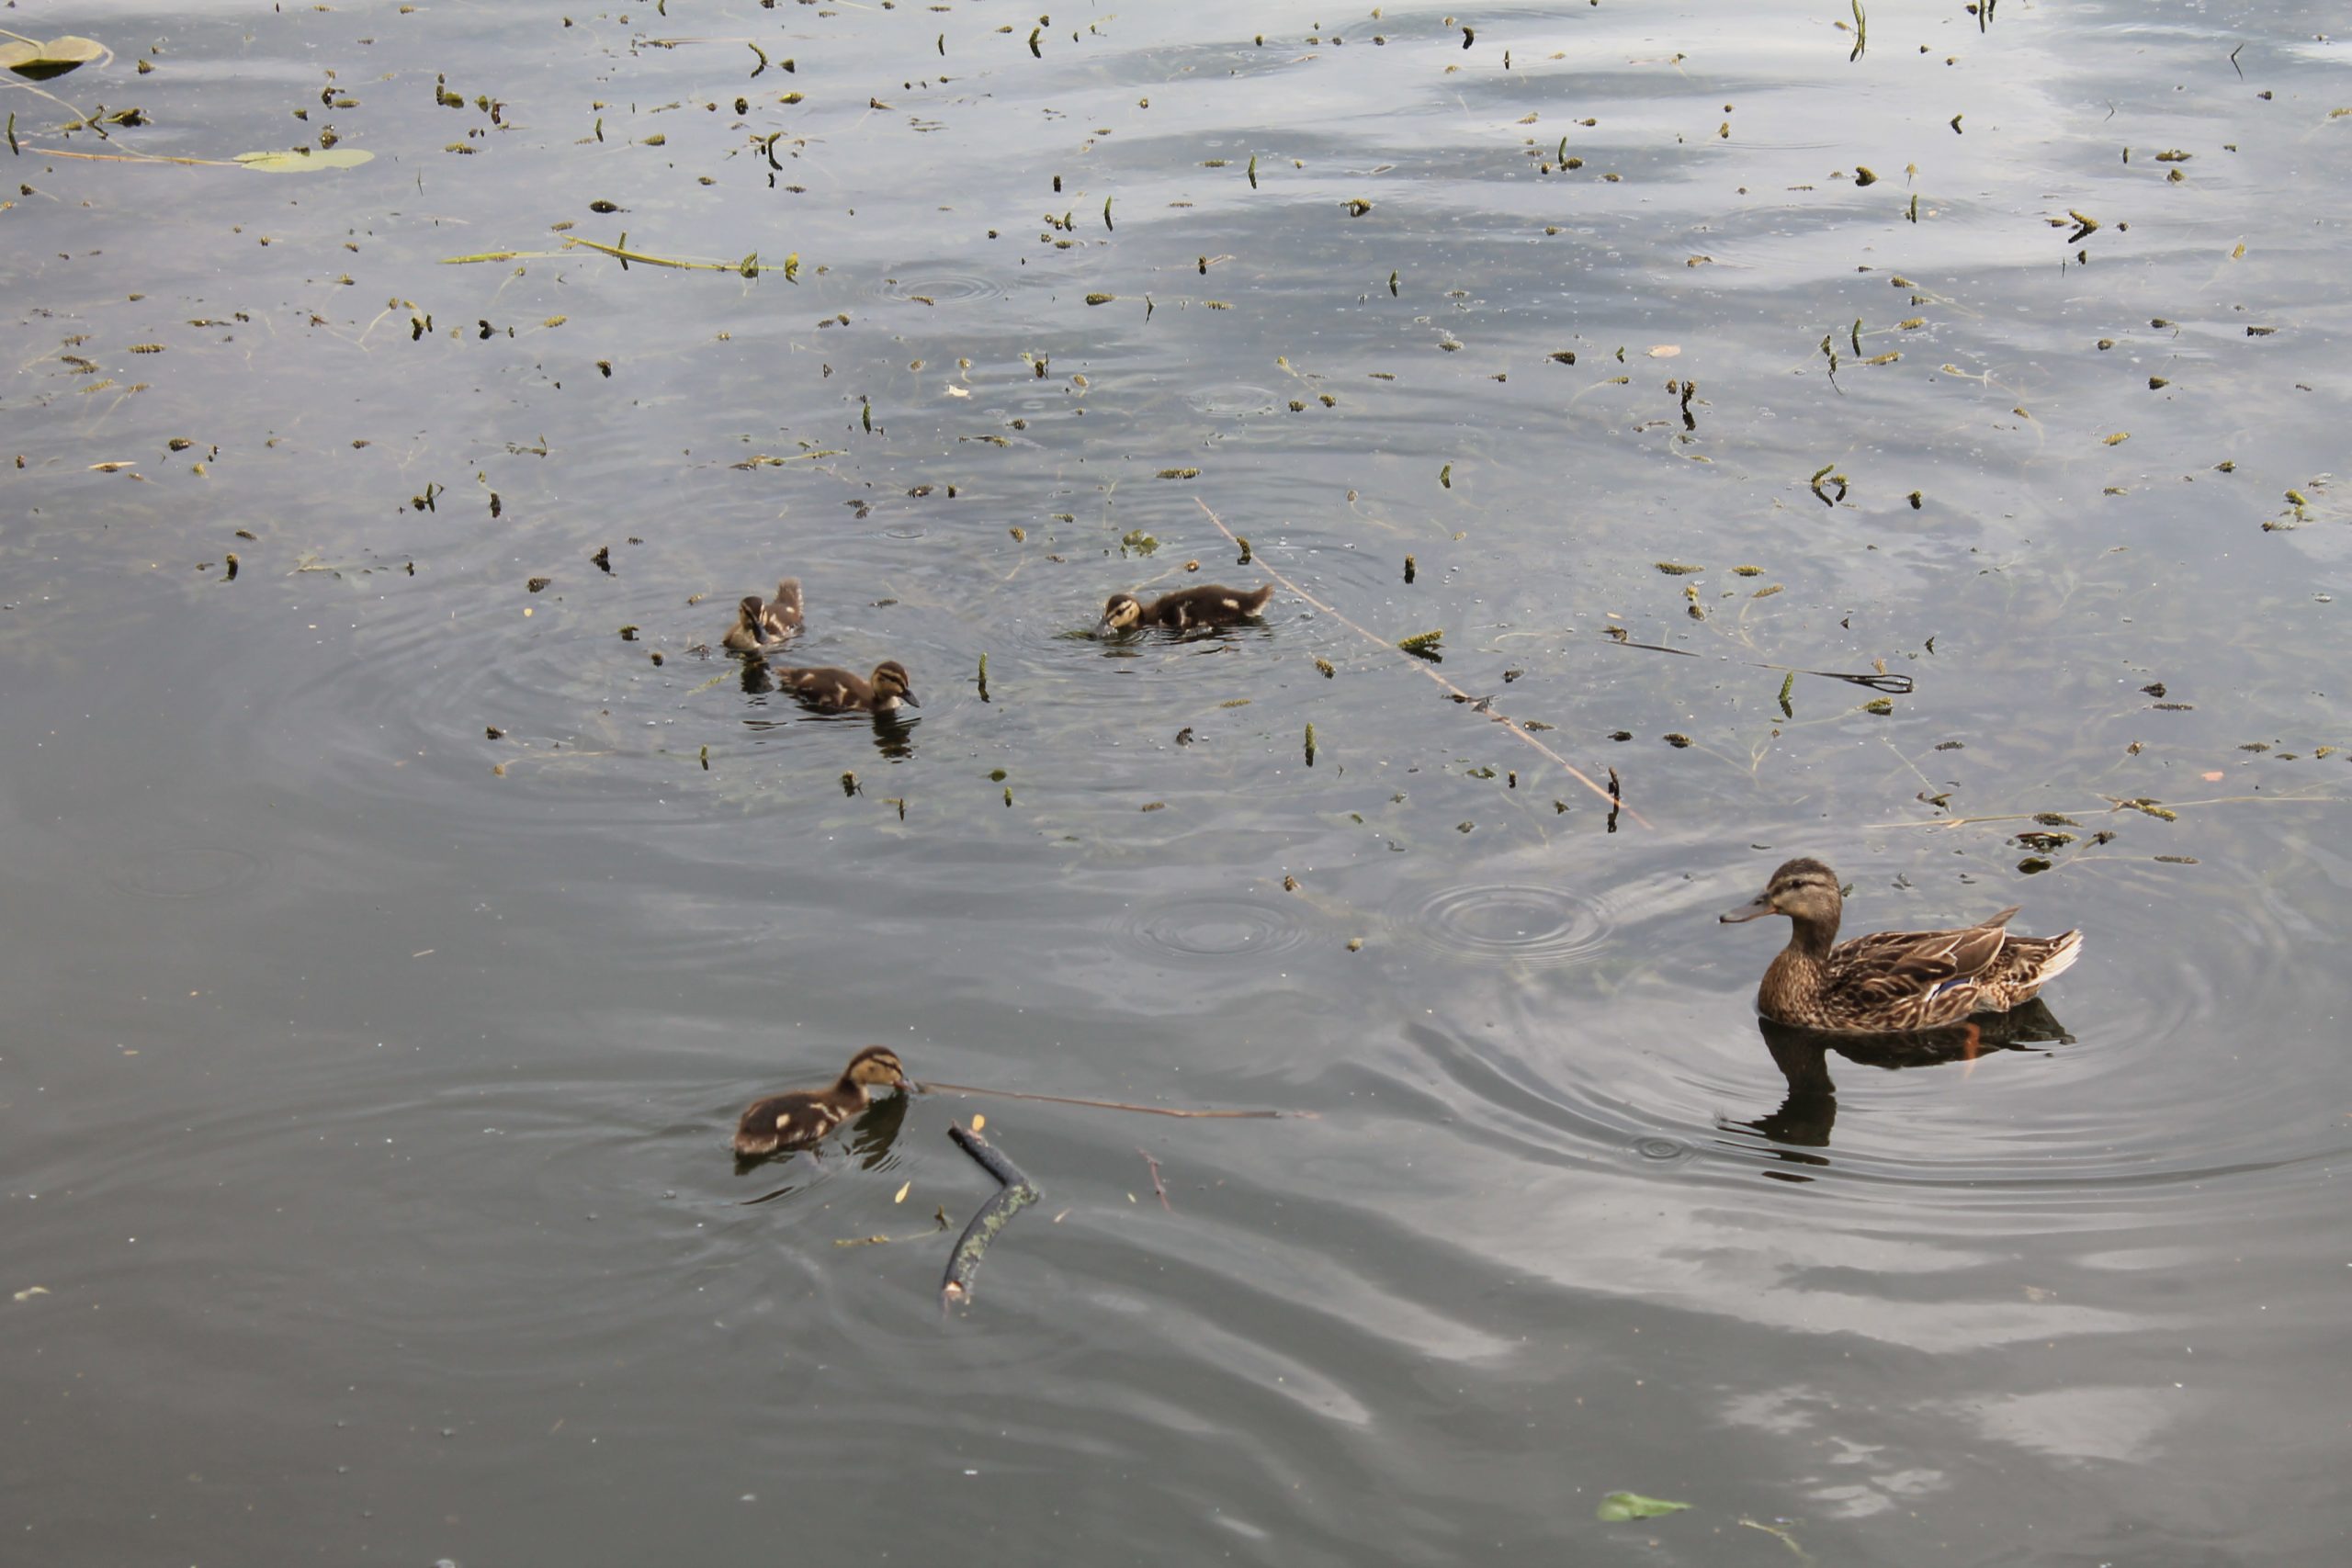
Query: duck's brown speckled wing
1826 910 2019 1026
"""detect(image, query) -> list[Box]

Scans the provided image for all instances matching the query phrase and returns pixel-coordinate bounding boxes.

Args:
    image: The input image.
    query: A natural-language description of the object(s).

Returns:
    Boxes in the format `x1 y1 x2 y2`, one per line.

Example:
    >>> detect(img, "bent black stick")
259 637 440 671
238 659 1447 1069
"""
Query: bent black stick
942 1122 1039 1312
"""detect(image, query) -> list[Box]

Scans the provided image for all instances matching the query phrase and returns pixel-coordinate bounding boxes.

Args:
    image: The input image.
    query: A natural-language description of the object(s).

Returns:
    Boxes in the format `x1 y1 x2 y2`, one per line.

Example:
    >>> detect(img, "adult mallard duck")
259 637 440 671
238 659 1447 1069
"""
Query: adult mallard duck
721 579 805 652
733 1045 911 1158
773 659 919 714
1097 582 1274 635
1720 857 2083 1032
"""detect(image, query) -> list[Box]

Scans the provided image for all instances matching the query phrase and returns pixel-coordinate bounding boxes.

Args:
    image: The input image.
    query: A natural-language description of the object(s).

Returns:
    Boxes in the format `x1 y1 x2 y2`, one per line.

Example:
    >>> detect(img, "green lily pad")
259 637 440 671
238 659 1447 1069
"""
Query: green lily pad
0 36 109 81
1597 1492 1692 1522
233 147 376 173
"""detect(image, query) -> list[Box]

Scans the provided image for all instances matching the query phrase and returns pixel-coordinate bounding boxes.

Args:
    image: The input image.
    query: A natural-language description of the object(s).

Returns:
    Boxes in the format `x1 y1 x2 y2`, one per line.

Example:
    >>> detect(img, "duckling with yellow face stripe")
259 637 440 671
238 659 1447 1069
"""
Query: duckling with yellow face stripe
772 659 919 715
732 1045 912 1158
1096 582 1275 636
721 578 806 652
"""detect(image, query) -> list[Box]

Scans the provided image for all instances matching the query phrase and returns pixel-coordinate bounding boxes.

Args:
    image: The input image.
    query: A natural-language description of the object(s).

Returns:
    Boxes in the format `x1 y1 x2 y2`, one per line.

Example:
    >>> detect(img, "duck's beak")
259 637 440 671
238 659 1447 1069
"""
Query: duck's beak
897 691 921 709
1719 892 1776 923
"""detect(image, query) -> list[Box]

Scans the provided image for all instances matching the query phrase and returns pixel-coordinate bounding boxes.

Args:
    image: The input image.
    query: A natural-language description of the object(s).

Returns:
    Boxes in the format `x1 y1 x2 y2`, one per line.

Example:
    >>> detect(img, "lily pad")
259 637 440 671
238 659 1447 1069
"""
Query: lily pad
234 147 376 173
1597 1492 1691 1522
0 36 108 81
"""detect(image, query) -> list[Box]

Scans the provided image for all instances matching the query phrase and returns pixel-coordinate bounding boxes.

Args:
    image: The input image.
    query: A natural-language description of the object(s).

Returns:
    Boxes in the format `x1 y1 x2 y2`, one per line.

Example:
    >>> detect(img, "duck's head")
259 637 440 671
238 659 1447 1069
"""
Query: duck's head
1096 592 1144 635
1721 857 1842 924
735 593 767 628
842 1044 911 1092
871 660 919 708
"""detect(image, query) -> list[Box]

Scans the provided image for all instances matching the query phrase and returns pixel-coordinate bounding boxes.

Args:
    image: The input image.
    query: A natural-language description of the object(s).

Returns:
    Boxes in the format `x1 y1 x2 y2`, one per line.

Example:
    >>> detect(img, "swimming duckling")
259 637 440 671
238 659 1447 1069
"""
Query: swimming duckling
721 579 806 652
1097 582 1275 635
1720 857 2084 1032
732 1045 911 1158
773 659 920 715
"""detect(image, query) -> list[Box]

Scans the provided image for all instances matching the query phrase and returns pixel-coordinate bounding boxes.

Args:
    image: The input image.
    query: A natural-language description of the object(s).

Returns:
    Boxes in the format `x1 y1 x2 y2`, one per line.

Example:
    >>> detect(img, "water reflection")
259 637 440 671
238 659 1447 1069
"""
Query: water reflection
1726 1002 2076 1160
866 711 919 761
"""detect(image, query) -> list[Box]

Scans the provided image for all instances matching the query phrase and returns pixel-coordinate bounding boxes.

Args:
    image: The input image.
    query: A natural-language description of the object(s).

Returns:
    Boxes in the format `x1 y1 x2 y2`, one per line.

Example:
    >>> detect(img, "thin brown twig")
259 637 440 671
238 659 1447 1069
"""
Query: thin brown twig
1193 498 1646 826
916 1080 1302 1119
1871 790 2338 830
1139 1148 1171 1211
19 144 237 167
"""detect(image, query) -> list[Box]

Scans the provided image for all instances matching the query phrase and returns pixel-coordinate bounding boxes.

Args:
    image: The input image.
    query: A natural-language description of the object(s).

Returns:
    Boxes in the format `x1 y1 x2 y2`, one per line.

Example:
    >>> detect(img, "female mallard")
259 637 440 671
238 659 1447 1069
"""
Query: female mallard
733 1045 911 1158
773 659 919 715
1720 857 2082 1032
1097 582 1274 635
721 579 805 652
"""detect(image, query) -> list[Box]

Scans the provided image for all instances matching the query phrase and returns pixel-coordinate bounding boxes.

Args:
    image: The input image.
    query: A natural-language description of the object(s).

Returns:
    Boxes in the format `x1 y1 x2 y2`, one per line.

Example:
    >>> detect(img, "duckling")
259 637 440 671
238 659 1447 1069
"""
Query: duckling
1097 582 1275 635
721 578 806 652
773 659 920 715
733 1045 911 1158
1721 857 2084 1032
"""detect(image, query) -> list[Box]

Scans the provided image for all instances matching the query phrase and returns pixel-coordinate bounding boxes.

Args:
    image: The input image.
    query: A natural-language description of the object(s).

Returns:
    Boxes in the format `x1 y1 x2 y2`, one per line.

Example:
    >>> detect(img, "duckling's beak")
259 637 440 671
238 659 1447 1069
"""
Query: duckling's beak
897 691 921 708
1719 892 1776 923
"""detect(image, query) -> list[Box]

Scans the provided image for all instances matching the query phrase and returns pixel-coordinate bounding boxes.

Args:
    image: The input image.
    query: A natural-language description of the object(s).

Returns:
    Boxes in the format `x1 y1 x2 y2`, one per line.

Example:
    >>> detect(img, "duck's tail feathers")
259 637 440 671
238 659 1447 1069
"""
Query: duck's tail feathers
2034 928 2085 984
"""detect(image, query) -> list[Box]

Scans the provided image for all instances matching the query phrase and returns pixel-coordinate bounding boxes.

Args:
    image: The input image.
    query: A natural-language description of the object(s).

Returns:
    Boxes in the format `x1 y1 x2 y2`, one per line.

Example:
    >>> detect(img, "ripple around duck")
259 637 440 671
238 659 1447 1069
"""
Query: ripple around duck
1122 892 1316 967
872 267 1006 305
1183 383 1280 417
1399 882 1612 967
101 845 266 900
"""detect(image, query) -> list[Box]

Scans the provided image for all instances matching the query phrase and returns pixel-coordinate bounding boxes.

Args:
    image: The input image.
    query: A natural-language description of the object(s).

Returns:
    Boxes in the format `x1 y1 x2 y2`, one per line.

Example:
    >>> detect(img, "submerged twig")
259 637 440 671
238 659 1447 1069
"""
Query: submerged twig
1601 635 1914 693
918 1079 1294 1119
1193 499 1645 825
942 1122 1039 1312
1139 1148 1170 1211
18 144 238 167
1871 790 2336 830
835 1207 952 1247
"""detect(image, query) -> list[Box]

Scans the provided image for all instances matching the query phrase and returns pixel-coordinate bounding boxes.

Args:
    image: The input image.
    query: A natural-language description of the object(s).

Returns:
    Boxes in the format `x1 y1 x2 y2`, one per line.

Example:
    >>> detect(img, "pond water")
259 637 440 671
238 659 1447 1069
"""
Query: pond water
6 1 2349 1562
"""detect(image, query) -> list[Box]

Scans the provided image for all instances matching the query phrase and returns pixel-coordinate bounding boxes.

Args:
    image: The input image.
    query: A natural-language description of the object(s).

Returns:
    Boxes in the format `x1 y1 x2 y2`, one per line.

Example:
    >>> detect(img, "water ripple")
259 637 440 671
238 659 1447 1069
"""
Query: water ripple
874 267 1005 304
1400 881 1611 967
1123 892 1315 966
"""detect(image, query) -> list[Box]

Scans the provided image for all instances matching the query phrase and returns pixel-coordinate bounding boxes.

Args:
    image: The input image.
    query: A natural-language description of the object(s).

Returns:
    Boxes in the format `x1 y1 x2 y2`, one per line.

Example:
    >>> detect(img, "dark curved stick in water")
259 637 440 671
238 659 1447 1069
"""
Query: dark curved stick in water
916 1079 1297 1119
942 1122 1038 1311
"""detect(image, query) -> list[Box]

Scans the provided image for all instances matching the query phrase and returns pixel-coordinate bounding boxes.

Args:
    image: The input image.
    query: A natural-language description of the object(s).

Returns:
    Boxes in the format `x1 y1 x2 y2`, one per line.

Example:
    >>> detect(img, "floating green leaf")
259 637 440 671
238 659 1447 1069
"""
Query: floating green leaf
0 36 107 81
1597 1492 1691 1523
234 147 377 173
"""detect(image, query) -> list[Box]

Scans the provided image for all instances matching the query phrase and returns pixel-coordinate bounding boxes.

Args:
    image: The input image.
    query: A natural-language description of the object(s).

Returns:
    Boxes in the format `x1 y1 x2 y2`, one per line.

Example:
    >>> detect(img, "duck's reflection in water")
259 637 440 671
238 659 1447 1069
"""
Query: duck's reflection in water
1724 1000 2075 1175
866 709 917 761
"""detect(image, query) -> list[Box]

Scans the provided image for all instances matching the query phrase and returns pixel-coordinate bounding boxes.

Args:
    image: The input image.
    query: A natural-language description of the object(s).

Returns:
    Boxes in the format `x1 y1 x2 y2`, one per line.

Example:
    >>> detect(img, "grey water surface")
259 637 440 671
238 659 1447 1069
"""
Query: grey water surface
5 1 2349 1562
